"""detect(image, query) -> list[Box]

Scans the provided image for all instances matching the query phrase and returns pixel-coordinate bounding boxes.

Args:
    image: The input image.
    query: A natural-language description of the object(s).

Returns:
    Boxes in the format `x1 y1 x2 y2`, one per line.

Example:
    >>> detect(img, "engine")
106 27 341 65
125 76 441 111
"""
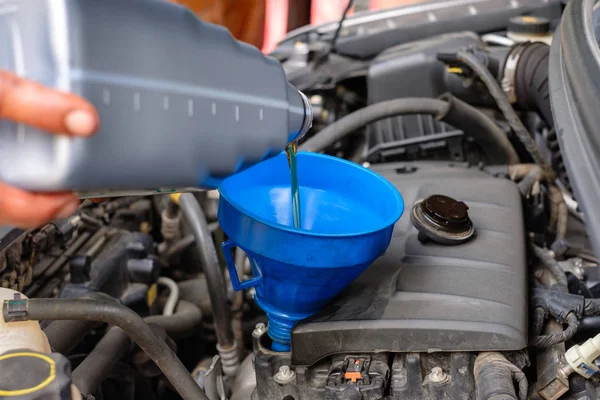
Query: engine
5 1 600 400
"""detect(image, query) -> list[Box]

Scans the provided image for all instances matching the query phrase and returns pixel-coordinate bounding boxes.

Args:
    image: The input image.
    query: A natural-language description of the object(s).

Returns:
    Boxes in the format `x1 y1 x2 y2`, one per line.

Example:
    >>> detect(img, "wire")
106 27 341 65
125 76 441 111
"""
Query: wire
329 0 356 55
529 313 579 348
157 277 179 317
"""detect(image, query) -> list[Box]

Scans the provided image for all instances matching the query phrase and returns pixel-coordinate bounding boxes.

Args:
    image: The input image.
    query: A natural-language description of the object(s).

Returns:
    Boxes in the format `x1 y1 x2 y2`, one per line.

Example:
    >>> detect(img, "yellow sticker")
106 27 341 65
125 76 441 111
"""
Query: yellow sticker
147 283 158 307
520 16 540 23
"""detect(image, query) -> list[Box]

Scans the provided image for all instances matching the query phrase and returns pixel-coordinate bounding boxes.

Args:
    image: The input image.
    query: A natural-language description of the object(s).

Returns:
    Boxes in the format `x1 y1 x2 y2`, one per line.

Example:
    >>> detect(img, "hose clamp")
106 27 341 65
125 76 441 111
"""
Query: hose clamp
501 44 527 104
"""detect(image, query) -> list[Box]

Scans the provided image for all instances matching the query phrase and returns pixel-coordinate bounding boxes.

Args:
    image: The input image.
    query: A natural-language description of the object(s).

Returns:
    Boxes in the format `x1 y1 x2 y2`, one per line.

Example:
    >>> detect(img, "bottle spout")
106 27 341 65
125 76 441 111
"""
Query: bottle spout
287 84 313 143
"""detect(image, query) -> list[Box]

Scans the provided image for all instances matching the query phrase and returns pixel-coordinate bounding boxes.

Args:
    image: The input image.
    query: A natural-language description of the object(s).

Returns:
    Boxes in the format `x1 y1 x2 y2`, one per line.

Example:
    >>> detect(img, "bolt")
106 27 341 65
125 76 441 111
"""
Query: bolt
429 367 448 383
275 365 296 384
253 323 267 338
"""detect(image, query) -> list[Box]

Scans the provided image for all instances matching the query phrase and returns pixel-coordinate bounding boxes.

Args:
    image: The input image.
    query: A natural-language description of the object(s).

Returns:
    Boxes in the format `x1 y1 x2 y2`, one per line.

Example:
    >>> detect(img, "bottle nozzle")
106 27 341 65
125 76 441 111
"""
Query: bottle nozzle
295 91 313 142
287 85 313 143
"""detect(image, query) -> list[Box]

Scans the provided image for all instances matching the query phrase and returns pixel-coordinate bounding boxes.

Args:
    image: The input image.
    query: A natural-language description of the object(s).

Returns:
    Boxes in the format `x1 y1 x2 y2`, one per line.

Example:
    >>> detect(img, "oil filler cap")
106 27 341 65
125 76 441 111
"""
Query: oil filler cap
411 194 474 245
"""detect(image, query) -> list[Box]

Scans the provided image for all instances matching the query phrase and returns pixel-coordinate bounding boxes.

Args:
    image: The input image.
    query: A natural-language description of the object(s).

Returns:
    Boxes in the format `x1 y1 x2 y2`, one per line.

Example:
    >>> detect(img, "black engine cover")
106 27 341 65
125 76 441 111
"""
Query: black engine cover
291 162 528 366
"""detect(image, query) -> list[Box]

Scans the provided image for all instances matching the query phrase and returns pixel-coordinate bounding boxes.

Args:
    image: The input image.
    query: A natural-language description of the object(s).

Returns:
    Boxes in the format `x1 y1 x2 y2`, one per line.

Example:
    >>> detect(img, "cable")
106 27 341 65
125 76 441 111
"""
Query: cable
157 277 179 317
453 51 554 179
532 244 568 290
329 0 355 55
584 298 600 316
2 298 208 400
532 307 546 337
529 313 579 348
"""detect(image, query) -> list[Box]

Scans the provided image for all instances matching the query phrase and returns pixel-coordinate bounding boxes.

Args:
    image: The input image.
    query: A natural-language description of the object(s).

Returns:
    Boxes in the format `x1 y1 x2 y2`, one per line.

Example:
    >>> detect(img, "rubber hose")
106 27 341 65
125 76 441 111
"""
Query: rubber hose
300 98 448 153
437 94 520 164
514 42 553 127
532 244 568 290
2 298 209 400
145 300 202 340
178 278 212 317
300 95 520 165
72 327 132 397
178 194 234 349
474 352 528 400
43 291 118 355
455 51 554 178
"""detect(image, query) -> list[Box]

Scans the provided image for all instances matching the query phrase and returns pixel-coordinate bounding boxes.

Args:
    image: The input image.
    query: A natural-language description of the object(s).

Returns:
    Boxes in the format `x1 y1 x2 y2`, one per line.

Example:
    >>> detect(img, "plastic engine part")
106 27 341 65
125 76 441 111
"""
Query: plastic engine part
292 162 527 366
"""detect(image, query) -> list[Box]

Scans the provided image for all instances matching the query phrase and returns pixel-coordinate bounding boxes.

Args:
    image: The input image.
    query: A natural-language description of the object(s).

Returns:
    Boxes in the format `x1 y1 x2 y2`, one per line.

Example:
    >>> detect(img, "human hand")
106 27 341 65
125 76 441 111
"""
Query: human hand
0 70 100 228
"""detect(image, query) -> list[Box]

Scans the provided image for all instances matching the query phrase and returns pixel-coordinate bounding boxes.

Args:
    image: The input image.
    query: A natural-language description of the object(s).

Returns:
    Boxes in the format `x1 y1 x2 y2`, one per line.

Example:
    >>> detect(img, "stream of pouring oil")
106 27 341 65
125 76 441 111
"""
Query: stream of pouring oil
285 141 302 229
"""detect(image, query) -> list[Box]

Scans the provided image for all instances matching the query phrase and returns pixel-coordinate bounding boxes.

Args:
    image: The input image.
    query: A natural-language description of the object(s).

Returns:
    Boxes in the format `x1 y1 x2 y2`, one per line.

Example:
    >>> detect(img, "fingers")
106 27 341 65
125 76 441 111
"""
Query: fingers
0 182 80 228
0 70 99 136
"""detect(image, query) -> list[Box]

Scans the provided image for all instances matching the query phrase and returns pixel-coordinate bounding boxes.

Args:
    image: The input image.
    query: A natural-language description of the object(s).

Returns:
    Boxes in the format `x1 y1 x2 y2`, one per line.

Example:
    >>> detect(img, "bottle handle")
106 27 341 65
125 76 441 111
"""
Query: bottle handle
221 240 262 291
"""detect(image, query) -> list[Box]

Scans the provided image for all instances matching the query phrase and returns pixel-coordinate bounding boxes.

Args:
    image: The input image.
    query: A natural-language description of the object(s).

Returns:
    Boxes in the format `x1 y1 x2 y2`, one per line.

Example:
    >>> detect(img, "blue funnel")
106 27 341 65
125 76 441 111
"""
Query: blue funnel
218 152 403 351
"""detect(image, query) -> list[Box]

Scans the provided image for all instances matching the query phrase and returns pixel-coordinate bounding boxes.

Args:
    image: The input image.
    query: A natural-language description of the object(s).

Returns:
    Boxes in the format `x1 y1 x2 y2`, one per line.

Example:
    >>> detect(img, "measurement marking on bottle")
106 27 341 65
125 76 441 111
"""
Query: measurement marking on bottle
260 109 264 121
468 6 477 15
510 0 519 7
188 99 194 116
235 106 240 121
163 97 170 110
134 93 141 111
103 89 111 105
427 12 437 22
387 20 396 29
0 5 18 15
212 102 217 116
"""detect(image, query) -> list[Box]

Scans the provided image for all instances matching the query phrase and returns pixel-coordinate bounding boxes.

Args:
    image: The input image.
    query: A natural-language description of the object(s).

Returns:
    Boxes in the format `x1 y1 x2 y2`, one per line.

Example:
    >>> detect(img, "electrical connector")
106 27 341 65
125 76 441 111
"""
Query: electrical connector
565 333 600 378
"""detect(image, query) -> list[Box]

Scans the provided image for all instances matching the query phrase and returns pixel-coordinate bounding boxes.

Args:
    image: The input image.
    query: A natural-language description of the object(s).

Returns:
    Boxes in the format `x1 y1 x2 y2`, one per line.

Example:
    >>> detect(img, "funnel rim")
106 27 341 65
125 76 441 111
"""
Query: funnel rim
219 152 404 238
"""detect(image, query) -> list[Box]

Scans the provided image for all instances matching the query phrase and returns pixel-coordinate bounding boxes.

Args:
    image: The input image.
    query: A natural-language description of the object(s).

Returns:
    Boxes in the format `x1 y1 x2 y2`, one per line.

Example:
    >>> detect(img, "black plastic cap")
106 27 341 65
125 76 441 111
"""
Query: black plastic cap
508 15 551 35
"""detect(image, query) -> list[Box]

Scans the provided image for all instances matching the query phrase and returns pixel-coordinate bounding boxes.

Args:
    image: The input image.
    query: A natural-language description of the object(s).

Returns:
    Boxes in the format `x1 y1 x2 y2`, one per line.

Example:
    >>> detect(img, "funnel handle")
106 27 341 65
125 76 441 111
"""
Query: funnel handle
222 240 262 291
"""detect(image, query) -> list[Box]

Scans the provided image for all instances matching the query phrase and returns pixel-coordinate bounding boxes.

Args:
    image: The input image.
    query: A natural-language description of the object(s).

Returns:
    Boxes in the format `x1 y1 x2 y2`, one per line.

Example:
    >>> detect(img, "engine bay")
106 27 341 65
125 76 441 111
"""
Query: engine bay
6 0 600 399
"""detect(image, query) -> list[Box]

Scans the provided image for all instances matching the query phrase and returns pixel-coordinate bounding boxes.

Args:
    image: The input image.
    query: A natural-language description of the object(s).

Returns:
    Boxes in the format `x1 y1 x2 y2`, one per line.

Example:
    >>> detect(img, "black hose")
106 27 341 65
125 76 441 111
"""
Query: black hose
72 327 132 397
300 98 448 153
179 193 234 349
532 244 568 290
514 42 553 127
454 50 554 179
178 278 212 317
437 94 520 164
300 94 520 165
2 298 208 400
529 313 579 348
43 291 118 355
145 300 202 340
474 352 528 400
